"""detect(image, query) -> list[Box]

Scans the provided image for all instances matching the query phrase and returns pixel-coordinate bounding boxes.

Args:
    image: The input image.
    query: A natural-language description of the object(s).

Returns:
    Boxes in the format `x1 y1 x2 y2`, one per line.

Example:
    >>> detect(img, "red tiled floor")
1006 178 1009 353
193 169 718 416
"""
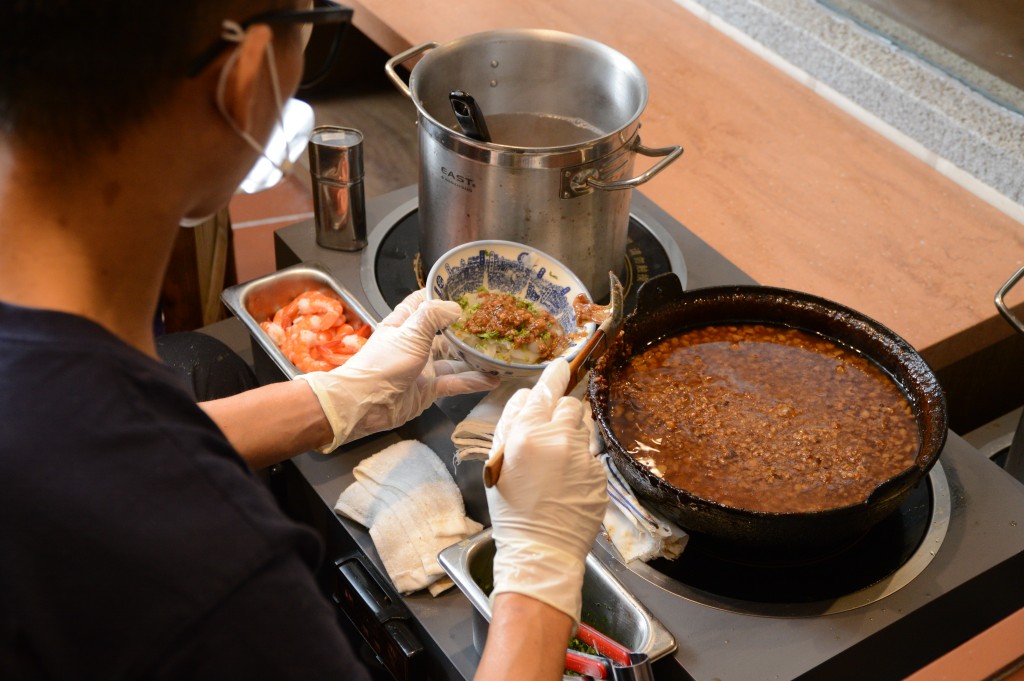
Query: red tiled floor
229 174 313 283
230 173 313 224
232 219 303 283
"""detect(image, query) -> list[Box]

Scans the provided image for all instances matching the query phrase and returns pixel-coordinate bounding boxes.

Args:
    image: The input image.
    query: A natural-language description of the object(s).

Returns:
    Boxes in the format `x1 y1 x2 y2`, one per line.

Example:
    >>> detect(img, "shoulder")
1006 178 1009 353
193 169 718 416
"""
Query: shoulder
0 306 356 679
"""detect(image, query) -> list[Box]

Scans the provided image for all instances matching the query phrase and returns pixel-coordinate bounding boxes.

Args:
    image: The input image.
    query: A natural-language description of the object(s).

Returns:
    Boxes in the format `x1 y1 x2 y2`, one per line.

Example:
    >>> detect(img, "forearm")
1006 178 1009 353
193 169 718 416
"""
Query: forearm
474 592 574 681
199 380 333 470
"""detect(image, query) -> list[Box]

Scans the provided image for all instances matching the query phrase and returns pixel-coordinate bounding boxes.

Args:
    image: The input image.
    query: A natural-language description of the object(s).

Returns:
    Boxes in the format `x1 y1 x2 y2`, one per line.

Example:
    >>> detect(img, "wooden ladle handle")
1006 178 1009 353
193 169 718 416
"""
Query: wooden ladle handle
482 446 504 488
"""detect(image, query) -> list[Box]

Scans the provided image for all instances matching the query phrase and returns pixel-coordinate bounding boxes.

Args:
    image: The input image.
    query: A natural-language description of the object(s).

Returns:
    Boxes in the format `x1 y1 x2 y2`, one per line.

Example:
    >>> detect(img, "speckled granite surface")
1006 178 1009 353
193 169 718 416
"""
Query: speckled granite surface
676 0 1024 213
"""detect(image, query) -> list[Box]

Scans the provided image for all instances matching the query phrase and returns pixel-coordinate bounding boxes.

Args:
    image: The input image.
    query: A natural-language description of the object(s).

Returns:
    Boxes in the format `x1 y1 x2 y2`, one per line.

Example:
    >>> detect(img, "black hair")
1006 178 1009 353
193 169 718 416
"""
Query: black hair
0 1 286 156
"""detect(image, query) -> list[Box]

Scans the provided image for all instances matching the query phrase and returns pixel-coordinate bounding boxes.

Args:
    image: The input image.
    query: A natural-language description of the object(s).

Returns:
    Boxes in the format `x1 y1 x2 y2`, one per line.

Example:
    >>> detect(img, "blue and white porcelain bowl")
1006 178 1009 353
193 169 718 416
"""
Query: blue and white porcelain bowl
425 240 595 378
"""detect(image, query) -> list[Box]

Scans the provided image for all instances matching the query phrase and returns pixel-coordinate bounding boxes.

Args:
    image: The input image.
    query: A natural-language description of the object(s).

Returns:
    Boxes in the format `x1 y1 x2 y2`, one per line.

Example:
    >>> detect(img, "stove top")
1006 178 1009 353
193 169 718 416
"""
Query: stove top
591 436 1024 681
621 464 949 618
274 186 1024 681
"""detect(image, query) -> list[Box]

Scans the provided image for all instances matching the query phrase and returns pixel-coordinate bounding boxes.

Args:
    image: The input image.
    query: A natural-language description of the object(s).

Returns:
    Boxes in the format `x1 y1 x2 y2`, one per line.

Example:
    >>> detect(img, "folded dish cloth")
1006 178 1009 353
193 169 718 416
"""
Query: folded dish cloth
335 440 483 596
600 453 689 563
450 378 535 462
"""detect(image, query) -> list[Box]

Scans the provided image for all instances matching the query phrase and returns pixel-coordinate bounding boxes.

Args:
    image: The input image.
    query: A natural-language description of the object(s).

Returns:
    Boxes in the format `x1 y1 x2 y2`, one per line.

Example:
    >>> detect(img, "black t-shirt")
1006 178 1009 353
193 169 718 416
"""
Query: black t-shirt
0 302 369 681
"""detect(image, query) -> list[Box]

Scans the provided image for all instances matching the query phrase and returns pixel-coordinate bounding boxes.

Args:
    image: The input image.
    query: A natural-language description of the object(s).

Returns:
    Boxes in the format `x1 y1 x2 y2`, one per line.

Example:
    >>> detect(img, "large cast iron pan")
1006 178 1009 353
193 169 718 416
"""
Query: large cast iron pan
589 273 948 553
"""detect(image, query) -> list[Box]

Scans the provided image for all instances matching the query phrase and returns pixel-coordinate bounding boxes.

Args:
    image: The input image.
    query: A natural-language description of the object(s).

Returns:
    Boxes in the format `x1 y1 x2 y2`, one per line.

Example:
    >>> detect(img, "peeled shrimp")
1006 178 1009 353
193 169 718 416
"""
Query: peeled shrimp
259 288 372 372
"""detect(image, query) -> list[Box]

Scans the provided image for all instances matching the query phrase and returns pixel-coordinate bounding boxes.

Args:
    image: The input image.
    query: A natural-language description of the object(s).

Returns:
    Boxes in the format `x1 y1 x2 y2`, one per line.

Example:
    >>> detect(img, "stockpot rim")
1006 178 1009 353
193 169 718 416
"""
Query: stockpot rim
405 28 651 155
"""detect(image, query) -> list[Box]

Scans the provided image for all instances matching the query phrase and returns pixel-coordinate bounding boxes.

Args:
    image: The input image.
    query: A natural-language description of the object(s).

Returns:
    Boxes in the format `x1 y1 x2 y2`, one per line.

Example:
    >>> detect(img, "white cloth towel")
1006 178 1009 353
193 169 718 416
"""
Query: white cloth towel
450 383 688 563
450 378 535 462
601 454 689 563
335 440 483 596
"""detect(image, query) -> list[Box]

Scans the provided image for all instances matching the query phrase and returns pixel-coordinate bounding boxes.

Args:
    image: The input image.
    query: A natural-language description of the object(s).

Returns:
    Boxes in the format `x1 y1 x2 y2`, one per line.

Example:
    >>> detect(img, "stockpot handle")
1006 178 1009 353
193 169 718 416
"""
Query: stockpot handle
384 41 440 99
995 264 1024 336
585 142 684 192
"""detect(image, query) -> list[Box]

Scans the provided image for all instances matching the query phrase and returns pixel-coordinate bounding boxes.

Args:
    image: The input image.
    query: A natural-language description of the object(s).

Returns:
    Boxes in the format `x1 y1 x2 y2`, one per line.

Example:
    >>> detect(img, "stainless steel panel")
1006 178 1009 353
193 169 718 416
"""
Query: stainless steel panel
437 528 676 663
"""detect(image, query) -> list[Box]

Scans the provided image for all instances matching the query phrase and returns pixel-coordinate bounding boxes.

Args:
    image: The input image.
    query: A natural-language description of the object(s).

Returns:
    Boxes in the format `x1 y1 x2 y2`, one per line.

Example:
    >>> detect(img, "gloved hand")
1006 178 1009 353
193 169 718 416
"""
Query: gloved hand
297 290 500 452
485 359 608 623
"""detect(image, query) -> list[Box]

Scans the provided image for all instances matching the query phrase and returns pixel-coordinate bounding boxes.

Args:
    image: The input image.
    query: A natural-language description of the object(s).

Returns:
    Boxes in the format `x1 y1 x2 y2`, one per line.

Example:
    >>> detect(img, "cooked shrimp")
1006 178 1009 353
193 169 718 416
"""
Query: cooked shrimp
260 320 286 346
316 334 368 366
340 334 367 352
317 347 353 367
291 291 346 330
281 337 335 373
262 288 373 372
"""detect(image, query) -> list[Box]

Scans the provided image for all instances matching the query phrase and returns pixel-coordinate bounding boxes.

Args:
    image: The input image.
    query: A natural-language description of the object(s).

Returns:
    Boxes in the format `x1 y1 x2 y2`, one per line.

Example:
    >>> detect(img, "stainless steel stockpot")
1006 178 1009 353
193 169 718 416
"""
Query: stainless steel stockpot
385 29 683 301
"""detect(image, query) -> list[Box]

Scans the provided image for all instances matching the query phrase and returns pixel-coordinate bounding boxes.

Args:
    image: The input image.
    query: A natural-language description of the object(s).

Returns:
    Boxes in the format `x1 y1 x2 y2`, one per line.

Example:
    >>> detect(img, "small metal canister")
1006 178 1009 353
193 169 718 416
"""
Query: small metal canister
308 126 367 251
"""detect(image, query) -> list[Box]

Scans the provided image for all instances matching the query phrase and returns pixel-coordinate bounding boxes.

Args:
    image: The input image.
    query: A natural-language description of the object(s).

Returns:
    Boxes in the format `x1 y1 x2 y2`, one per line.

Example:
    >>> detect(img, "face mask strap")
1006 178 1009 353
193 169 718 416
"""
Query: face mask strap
215 20 295 177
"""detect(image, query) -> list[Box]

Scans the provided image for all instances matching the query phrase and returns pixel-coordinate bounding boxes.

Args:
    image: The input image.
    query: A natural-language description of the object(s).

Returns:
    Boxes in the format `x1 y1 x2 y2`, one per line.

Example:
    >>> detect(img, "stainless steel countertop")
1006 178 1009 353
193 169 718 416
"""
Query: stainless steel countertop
208 185 1024 680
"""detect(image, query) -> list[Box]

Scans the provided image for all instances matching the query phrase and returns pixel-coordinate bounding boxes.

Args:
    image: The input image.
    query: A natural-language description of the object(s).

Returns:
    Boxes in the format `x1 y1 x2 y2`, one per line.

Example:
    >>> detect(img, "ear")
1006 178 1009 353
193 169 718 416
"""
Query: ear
220 24 274 133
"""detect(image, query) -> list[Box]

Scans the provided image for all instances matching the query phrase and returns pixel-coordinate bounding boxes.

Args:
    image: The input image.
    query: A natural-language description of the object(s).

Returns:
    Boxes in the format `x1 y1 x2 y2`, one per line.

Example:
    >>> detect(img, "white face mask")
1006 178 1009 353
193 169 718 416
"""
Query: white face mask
180 22 305 227
178 212 217 228
215 20 296 180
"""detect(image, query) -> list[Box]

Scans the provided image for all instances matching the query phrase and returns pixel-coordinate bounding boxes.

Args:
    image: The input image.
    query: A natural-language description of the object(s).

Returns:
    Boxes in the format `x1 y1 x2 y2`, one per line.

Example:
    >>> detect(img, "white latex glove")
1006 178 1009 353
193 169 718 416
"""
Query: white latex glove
485 359 608 623
296 290 500 452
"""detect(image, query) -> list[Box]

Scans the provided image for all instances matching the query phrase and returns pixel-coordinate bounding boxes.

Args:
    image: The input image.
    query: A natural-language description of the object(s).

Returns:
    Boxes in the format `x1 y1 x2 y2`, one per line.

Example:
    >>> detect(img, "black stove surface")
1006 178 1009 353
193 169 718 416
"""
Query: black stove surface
647 477 932 604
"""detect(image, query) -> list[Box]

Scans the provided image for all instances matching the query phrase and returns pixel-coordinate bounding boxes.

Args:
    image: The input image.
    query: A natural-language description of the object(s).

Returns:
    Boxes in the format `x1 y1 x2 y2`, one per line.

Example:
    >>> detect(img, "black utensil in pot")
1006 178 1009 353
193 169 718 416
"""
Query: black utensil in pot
449 90 491 142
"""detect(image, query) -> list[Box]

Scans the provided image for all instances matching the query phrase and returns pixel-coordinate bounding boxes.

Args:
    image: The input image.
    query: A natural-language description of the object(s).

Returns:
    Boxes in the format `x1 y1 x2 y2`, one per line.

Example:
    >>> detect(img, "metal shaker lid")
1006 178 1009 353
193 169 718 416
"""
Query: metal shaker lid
308 126 364 183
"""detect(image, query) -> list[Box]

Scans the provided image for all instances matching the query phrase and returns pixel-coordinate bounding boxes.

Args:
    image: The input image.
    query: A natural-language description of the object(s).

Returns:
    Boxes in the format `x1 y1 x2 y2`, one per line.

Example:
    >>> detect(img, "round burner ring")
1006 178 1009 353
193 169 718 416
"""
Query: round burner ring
595 463 951 617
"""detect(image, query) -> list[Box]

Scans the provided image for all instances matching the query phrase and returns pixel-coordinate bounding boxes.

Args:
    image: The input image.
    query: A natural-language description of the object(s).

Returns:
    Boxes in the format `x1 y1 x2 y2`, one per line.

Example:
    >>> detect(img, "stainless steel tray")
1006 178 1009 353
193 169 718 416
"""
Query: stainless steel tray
438 527 676 662
220 261 378 380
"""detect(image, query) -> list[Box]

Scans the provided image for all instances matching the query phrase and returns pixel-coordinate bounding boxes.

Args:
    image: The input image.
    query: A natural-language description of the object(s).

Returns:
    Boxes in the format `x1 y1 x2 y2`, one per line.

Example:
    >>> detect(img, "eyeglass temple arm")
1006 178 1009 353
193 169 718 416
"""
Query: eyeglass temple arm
185 2 354 78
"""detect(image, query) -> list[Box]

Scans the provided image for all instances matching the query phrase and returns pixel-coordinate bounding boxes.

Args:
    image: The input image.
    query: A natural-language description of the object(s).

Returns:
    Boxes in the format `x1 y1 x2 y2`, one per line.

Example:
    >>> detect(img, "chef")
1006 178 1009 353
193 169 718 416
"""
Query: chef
0 1 607 680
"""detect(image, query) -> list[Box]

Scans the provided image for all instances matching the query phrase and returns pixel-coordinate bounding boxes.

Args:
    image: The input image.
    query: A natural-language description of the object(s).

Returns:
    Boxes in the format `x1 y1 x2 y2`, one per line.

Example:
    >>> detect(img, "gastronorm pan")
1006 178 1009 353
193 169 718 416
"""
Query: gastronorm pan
220 261 377 381
437 528 676 663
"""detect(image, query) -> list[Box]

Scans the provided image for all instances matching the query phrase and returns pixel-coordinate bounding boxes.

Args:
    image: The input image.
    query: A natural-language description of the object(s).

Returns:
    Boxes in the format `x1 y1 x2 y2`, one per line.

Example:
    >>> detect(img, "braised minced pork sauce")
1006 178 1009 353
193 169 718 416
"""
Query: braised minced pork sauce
453 289 567 363
607 324 919 513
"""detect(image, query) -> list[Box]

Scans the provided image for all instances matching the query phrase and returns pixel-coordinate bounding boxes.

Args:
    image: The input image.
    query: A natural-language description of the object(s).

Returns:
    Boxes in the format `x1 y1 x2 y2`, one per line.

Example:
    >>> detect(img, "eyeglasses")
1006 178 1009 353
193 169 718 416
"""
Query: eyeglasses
187 0 354 89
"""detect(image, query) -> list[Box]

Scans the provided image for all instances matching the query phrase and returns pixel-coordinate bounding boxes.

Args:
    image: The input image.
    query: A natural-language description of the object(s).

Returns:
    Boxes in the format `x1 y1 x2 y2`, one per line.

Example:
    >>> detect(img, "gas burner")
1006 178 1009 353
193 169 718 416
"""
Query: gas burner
598 463 950 617
359 196 687 319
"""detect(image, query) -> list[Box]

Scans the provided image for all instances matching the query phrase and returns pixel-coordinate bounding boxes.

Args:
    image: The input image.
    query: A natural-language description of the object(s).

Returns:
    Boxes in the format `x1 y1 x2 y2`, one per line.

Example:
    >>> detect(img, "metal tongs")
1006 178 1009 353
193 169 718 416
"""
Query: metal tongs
564 622 655 680
483 272 625 488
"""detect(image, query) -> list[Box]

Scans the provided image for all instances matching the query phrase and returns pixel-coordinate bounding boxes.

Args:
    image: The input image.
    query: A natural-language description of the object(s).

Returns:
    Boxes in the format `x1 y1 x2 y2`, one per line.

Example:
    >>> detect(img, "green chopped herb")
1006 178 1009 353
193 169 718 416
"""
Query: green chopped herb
565 637 599 677
568 637 598 655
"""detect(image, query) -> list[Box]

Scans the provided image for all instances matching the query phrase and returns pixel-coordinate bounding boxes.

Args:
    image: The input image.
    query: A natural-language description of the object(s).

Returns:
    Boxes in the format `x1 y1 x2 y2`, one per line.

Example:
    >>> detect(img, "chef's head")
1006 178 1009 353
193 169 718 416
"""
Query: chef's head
0 0 348 199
